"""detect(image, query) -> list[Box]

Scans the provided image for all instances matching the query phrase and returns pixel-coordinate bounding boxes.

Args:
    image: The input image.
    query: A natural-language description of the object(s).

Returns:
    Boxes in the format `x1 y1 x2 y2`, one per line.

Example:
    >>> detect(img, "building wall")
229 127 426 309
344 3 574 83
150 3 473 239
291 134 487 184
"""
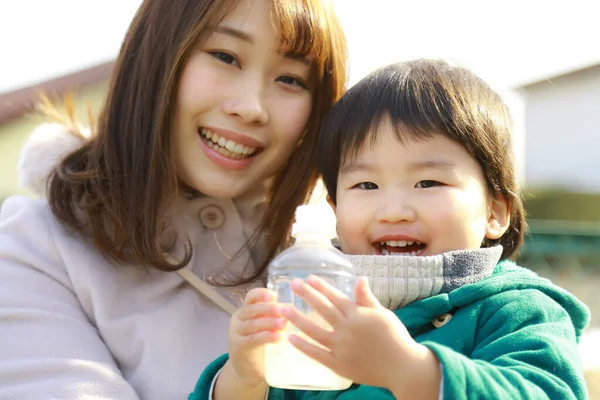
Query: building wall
522 65 600 192
0 81 108 200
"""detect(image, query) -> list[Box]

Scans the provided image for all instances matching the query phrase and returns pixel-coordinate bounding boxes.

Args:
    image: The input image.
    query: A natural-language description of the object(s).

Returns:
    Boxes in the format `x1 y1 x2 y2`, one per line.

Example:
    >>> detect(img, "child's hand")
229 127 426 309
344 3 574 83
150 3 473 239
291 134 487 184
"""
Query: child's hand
226 288 285 386
283 276 440 394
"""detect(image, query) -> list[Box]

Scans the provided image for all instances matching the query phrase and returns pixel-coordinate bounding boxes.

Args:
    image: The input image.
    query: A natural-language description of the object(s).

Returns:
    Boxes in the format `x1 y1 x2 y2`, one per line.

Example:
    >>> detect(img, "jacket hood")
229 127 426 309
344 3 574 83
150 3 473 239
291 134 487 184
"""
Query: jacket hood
18 123 88 198
462 261 590 339
398 260 590 341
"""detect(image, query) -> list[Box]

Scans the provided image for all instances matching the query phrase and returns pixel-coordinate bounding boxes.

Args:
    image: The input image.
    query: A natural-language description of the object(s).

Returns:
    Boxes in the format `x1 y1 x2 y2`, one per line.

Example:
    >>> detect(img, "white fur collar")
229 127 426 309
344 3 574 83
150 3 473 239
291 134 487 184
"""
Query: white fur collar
18 123 89 197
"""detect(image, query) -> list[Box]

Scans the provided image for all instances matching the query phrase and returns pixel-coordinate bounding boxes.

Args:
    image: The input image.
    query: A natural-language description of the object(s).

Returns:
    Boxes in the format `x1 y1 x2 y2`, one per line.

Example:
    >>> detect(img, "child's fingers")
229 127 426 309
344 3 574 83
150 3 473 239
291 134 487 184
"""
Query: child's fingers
290 279 344 327
237 317 286 336
243 288 276 305
237 302 283 321
288 333 333 369
303 275 354 315
354 277 381 309
282 305 332 348
237 330 281 347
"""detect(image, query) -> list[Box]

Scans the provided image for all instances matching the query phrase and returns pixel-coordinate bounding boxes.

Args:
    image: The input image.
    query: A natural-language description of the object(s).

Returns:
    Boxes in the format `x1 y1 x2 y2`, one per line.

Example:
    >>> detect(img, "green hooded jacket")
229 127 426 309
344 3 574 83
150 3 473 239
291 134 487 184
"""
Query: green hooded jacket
190 260 589 399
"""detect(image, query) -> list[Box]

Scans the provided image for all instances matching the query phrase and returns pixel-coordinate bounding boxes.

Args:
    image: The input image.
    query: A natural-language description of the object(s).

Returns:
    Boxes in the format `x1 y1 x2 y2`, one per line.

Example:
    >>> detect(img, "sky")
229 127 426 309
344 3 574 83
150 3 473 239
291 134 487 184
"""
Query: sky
336 0 600 89
1 0 599 94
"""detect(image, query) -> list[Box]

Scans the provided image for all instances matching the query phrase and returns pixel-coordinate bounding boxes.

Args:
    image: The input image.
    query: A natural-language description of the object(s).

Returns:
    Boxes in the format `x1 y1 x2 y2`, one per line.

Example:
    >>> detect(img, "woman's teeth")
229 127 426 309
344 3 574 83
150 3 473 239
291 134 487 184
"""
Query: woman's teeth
200 128 258 159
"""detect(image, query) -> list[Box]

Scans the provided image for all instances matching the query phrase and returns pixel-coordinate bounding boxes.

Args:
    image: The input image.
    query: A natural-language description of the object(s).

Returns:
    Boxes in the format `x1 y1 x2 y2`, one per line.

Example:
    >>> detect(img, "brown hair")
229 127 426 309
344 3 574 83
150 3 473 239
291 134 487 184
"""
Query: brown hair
46 0 347 282
317 59 525 259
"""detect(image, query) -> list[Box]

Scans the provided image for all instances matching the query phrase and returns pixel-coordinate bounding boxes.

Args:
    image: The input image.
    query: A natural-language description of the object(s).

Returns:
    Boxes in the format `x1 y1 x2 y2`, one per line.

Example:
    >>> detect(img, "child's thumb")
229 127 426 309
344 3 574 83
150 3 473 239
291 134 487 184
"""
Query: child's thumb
354 277 381 308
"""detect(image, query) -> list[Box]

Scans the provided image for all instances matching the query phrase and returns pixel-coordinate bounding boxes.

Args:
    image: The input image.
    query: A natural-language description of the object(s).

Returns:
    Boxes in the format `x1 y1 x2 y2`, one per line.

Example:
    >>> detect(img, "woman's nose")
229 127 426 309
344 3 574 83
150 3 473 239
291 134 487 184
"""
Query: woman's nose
222 76 269 125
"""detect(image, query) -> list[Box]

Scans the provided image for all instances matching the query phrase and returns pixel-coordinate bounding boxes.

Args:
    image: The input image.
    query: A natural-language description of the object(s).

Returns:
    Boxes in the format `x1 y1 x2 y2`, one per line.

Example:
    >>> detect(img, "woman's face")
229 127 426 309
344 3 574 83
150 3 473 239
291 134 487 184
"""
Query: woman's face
173 0 314 199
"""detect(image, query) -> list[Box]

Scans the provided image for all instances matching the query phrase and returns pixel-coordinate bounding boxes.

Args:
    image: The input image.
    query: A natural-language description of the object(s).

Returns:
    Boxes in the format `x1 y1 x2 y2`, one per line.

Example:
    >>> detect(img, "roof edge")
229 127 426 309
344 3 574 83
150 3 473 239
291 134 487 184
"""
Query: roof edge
0 60 115 125
516 61 600 90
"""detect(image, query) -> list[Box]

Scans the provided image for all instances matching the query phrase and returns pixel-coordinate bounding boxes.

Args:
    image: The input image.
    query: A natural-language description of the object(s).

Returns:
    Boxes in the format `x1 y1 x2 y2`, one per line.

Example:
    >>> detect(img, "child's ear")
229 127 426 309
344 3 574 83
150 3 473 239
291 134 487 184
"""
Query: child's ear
486 195 510 240
326 194 336 212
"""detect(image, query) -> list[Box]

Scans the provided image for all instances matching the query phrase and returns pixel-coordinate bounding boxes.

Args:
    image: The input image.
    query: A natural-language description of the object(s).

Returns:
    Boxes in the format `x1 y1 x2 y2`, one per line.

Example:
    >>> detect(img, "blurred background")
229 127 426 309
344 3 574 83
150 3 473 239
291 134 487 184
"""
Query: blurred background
1 0 599 395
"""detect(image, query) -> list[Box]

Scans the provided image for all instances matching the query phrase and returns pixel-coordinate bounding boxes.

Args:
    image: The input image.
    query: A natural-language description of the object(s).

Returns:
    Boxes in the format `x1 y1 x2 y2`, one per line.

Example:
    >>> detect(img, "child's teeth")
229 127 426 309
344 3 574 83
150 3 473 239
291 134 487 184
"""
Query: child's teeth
378 240 425 257
382 240 409 247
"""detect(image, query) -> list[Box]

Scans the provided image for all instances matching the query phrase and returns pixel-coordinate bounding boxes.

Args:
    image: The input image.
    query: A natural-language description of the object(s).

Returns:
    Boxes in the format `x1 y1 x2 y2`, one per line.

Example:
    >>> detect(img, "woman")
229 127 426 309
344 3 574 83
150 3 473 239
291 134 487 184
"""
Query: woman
0 0 347 398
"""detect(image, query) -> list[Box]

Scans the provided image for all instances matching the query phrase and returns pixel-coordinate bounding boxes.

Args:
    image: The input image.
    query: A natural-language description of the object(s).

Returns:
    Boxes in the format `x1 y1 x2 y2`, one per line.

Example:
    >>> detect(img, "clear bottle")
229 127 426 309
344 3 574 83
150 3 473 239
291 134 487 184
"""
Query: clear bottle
264 204 355 391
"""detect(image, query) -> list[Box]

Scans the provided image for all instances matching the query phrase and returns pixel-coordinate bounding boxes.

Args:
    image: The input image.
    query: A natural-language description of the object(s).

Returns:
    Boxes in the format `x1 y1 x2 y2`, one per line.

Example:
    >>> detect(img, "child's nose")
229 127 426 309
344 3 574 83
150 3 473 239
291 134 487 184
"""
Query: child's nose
376 195 417 224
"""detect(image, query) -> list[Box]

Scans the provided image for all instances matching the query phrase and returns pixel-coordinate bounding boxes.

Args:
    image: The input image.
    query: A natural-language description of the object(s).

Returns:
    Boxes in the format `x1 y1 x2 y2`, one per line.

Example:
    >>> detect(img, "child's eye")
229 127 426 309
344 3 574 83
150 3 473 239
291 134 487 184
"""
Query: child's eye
354 182 378 190
415 180 441 188
209 51 239 67
276 75 308 89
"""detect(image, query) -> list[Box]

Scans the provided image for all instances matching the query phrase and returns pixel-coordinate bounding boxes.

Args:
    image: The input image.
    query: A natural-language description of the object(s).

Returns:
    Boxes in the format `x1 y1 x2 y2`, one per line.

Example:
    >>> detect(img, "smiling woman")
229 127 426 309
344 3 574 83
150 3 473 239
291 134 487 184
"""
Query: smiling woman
48 0 346 277
0 0 347 399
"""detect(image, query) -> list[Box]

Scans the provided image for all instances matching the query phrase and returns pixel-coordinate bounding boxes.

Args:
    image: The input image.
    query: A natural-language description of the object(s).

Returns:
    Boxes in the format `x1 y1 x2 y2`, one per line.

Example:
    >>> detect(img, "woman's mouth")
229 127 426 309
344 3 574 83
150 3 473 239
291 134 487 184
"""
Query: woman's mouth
375 240 427 256
198 128 262 160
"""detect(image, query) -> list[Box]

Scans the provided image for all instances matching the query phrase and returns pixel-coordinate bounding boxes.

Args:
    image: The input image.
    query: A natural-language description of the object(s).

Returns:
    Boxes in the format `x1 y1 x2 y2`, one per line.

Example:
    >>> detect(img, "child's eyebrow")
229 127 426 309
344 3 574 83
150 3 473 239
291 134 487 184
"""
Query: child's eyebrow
340 160 455 175
339 162 375 176
408 160 456 171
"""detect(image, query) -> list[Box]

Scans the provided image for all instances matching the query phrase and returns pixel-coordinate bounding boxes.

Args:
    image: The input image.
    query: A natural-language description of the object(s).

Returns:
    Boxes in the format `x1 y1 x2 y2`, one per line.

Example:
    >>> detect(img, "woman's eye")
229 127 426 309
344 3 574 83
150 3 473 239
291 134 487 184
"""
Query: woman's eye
354 182 378 190
415 180 441 189
210 51 239 67
277 75 307 89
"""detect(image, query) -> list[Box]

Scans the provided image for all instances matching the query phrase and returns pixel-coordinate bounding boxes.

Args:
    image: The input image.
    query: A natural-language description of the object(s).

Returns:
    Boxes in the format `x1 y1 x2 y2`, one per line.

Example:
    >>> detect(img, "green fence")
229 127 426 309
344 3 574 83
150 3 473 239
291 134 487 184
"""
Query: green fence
518 220 600 270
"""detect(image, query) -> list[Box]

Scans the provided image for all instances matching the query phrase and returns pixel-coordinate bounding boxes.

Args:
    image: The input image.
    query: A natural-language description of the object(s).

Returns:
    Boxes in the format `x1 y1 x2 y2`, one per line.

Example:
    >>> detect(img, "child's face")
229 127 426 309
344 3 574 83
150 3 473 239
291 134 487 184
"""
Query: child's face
334 119 509 256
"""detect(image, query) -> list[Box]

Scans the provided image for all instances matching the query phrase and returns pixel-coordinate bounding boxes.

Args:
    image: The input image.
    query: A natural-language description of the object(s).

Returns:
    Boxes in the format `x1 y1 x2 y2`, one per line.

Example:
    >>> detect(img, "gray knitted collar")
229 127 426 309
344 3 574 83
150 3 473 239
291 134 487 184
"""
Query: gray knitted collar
346 246 503 310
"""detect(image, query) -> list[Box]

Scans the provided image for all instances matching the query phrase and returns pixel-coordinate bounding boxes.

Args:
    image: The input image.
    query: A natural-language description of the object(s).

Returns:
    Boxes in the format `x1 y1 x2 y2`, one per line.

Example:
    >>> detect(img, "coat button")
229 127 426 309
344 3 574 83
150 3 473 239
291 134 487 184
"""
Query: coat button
198 205 225 229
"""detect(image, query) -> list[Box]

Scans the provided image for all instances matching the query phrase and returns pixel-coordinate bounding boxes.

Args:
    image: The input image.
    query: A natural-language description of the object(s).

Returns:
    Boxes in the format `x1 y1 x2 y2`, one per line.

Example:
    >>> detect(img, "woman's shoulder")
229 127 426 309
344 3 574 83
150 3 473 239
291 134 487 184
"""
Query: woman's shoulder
0 196 75 263
1 195 54 224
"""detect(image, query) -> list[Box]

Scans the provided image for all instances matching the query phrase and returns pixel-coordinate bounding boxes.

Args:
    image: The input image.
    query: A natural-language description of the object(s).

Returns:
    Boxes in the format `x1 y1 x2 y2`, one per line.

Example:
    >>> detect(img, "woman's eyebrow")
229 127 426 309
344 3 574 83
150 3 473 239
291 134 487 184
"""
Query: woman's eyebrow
213 26 310 66
214 26 254 43
282 52 311 66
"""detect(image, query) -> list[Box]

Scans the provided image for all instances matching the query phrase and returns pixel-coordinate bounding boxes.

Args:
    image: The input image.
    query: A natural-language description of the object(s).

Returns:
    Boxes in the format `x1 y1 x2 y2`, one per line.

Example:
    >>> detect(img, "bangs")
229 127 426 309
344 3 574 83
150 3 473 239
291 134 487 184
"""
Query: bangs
324 62 456 169
270 0 335 77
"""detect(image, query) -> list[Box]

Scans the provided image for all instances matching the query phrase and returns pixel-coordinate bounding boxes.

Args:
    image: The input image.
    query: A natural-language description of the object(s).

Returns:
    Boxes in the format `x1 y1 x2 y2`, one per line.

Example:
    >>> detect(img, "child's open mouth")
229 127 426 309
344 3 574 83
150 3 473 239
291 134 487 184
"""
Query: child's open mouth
374 240 427 256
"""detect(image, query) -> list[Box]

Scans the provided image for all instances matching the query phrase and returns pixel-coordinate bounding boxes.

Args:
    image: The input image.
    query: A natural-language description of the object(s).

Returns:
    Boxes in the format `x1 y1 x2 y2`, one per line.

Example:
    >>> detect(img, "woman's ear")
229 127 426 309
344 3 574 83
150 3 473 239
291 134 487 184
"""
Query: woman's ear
486 195 510 240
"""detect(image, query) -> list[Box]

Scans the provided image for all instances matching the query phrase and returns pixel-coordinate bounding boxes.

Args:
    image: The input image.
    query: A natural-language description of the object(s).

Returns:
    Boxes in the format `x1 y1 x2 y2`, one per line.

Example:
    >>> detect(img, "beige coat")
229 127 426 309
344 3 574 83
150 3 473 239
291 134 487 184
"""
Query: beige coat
0 124 270 399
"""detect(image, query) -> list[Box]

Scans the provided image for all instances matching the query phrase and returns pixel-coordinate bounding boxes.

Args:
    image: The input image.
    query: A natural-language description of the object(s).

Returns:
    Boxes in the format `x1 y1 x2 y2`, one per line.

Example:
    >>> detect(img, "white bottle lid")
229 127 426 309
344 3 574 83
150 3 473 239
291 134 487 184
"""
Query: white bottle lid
291 204 337 239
